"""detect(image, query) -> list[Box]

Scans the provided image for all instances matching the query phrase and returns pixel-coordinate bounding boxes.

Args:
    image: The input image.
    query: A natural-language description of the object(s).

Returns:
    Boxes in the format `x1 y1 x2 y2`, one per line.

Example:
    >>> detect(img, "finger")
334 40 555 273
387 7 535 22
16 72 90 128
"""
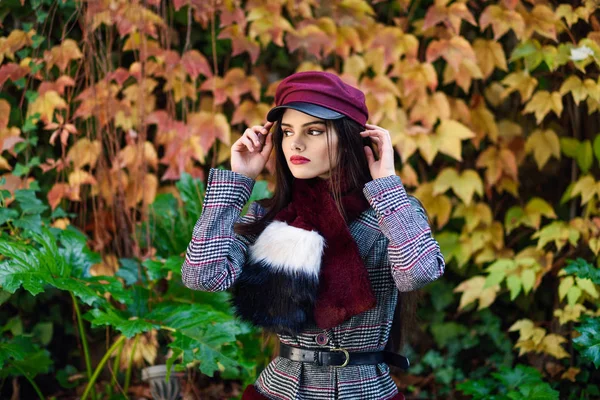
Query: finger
241 135 255 152
246 129 262 147
263 121 274 131
364 146 375 165
232 136 248 152
251 125 269 136
364 123 388 133
260 131 274 157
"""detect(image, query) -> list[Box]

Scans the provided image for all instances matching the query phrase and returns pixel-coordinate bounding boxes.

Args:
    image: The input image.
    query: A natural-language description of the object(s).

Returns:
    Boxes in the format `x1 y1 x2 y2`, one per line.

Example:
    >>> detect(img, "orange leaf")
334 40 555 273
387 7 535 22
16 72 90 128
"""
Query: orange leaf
286 22 332 59
442 58 482 93
218 24 261 64
200 68 260 106
67 139 101 169
231 100 271 127
43 39 83 72
180 50 212 79
248 6 293 47
188 111 231 151
479 5 525 40
47 183 71 210
423 1 477 34
0 29 33 58
426 36 476 72
367 26 418 67
0 63 29 87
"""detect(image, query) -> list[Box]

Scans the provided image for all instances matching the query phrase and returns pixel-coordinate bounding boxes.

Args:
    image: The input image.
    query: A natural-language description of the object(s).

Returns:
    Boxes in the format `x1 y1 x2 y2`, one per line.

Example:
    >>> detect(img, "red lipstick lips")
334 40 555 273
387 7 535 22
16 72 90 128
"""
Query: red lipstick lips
290 155 310 165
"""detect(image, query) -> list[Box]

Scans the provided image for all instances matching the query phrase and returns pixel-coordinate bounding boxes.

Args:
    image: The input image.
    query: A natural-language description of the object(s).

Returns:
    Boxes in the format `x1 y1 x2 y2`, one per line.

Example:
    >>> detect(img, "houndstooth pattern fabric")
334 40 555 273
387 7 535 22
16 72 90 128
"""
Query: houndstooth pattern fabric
182 168 445 400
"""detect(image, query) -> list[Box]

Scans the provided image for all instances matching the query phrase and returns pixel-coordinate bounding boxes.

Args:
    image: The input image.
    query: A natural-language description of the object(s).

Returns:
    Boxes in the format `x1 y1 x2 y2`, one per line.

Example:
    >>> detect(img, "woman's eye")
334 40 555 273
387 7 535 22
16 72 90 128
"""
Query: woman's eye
308 129 323 136
283 130 293 137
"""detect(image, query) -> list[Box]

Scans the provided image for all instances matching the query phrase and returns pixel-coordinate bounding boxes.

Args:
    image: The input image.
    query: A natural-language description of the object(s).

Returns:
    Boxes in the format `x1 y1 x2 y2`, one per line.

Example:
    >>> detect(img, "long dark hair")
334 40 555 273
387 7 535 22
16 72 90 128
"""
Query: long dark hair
235 114 419 353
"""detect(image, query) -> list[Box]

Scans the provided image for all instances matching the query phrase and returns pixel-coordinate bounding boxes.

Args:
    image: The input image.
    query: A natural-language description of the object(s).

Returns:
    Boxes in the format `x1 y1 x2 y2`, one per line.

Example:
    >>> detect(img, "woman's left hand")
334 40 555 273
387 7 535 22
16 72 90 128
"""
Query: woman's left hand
360 124 396 180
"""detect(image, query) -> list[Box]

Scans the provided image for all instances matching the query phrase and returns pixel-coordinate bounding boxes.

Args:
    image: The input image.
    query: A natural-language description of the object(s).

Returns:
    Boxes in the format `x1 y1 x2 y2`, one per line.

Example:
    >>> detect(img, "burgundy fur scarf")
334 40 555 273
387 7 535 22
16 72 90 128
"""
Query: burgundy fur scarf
231 177 376 335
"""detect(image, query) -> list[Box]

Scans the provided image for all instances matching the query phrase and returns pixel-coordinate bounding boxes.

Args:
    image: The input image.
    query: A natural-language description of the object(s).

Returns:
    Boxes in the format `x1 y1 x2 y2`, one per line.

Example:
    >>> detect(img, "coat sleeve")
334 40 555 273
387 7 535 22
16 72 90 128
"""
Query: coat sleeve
363 175 445 292
181 168 261 292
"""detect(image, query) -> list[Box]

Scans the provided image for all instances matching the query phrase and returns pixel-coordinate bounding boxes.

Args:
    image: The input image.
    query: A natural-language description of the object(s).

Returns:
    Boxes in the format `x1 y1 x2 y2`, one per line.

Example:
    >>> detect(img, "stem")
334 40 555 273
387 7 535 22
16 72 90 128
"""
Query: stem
123 334 140 395
81 335 127 400
71 292 96 400
110 336 126 388
12 365 44 400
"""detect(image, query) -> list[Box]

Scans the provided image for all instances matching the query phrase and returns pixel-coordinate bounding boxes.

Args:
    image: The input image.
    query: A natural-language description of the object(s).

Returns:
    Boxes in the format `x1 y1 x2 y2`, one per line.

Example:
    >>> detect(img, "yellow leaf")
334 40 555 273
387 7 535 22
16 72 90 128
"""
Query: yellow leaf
571 175 598 204
432 119 475 161
473 39 508 79
554 304 587 325
479 5 525 40
524 128 561 169
413 182 452 229
523 91 563 124
470 102 499 145
522 5 559 41
561 367 581 382
67 139 102 169
453 202 492 232
533 221 581 252
509 319 536 336
90 254 119 277
51 218 70 230
556 5 591 27
501 71 538 102
541 334 570 359
343 54 367 79
524 197 557 229
433 168 483 206
576 277 599 298
454 276 499 311
27 90 68 124
559 75 591 105
0 29 33 59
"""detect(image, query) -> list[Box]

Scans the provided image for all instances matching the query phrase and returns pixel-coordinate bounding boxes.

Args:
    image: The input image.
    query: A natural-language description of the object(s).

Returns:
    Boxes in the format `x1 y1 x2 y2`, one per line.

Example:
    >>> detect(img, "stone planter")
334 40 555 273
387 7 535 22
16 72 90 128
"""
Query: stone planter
141 365 182 400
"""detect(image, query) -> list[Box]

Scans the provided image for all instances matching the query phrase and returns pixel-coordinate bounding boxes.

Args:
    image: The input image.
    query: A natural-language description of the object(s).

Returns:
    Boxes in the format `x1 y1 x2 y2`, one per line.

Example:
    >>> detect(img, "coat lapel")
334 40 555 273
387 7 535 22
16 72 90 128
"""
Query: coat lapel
349 207 382 259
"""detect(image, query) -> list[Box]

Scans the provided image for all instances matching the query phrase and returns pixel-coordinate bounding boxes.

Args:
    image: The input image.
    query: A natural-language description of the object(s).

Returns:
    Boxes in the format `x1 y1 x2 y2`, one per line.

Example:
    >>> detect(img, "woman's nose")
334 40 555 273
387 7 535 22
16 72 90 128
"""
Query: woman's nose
291 141 304 151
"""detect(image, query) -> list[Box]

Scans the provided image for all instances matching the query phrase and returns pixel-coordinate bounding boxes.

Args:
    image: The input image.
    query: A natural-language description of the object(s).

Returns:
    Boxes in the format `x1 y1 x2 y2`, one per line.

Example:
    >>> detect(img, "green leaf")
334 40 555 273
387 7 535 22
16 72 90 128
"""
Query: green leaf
573 316 600 368
248 180 271 203
32 322 53 346
492 364 542 389
507 274 522 300
456 378 495 397
593 134 600 164
14 189 48 215
56 365 83 389
431 322 468 348
59 226 101 278
560 137 580 158
12 214 43 234
86 308 158 338
117 258 140 285
564 258 600 284
31 34 45 49
0 349 53 378
519 382 559 399
25 90 39 103
0 208 19 225
576 140 593 173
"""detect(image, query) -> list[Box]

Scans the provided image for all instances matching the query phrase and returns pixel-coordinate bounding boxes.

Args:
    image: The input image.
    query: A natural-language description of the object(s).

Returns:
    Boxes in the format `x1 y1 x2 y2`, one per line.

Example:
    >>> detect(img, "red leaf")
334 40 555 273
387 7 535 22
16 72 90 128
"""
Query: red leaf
218 25 260 64
181 50 213 79
106 68 130 85
0 63 28 87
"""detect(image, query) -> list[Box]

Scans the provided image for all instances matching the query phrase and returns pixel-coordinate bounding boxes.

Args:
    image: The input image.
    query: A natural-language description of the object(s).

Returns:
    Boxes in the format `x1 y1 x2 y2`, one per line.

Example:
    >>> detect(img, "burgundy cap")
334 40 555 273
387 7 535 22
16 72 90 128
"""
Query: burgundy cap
266 71 368 126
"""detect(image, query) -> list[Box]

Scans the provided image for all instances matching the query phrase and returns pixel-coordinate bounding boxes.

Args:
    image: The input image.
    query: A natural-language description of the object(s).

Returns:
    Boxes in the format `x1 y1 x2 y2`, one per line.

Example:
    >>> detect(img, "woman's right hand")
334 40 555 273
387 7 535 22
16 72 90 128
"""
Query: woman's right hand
230 122 274 180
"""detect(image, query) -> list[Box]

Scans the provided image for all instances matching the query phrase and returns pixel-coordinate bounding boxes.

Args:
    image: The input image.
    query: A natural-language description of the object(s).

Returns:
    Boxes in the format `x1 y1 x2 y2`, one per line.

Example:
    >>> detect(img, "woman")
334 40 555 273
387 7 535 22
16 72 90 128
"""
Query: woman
181 71 445 399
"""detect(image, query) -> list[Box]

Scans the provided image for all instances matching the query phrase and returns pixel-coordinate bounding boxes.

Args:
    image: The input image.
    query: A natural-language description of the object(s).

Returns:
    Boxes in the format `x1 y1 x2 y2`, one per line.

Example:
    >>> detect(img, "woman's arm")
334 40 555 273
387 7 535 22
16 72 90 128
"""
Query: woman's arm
181 168 260 292
363 175 445 292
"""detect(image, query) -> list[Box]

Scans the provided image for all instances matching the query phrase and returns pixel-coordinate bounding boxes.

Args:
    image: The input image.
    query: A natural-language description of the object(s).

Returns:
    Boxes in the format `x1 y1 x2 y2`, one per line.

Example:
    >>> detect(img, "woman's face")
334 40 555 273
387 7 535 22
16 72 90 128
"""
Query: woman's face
280 108 338 180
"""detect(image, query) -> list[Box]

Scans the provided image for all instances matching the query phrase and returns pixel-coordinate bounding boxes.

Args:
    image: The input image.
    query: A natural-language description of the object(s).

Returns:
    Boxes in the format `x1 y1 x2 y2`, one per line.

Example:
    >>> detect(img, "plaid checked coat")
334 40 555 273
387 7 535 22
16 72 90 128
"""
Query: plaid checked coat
182 168 446 400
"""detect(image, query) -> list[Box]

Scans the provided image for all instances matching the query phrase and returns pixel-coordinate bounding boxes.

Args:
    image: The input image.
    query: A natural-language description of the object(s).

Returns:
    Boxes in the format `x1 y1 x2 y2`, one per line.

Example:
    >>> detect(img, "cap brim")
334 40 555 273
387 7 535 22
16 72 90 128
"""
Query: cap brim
266 101 345 122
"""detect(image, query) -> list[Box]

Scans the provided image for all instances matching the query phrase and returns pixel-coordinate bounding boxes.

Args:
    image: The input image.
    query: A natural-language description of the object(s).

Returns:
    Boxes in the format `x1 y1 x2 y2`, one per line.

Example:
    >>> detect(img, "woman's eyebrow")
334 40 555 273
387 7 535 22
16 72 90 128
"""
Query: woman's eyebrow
281 120 326 127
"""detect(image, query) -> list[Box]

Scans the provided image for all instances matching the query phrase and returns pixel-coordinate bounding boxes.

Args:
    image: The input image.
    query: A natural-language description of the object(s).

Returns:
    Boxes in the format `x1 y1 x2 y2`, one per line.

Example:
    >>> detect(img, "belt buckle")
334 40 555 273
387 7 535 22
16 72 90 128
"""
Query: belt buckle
331 348 350 368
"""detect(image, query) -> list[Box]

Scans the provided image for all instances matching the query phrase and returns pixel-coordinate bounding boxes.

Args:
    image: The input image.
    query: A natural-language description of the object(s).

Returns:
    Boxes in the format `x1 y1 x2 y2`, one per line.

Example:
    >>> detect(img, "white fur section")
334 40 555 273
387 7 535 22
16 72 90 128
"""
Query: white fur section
249 221 325 277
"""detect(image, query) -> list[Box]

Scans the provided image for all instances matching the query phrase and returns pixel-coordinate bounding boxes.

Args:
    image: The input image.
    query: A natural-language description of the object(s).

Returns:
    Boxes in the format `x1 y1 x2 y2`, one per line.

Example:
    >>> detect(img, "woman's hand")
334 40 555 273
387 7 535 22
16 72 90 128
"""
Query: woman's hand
360 123 396 180
231 122 274 180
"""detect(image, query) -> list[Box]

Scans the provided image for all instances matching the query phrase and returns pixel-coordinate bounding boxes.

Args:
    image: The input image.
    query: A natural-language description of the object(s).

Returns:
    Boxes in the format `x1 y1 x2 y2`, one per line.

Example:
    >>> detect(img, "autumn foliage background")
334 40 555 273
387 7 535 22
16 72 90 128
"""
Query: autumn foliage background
0 0 599 398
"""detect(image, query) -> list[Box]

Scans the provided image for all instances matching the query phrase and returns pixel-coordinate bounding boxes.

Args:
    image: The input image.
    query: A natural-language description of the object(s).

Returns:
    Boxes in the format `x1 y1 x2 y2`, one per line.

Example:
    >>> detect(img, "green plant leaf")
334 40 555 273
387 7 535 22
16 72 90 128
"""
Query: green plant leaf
86 307 158 338
176 172 204 222
564 258 600 284
593 134 600 164
576 140 593 173
573 316 600 368
560 137 580 158
14 189 48 215
32 322 53 346
117 258 140 285
59 226 101 278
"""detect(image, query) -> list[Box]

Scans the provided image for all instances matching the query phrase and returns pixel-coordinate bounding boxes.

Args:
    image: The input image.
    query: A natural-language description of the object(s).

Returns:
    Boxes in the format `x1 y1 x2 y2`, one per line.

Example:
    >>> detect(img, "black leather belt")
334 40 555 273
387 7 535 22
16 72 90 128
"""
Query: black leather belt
279 343 410 370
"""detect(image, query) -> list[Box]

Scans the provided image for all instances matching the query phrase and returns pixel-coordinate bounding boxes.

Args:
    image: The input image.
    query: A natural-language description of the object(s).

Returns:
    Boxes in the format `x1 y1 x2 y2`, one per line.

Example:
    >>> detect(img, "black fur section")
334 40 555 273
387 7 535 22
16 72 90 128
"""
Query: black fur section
231 260 319 335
